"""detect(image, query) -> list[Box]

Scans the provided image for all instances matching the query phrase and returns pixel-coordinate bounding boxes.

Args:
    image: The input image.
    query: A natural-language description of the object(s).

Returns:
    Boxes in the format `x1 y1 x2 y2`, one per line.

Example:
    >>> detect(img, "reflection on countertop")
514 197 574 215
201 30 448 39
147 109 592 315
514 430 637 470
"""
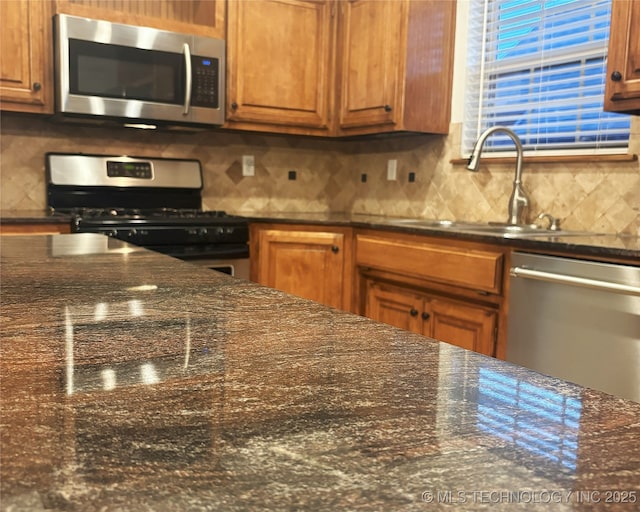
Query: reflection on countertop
1 234 639 510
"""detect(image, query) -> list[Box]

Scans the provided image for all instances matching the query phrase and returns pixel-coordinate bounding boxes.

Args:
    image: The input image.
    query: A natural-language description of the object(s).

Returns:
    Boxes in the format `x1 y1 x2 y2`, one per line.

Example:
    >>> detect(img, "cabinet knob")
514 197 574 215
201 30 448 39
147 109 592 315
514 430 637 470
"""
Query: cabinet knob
383 104 392 112
610 71 622 82
410 308 418 317
32 82 41 91
231 102 238 110
421 312 430 320
331 245 339 253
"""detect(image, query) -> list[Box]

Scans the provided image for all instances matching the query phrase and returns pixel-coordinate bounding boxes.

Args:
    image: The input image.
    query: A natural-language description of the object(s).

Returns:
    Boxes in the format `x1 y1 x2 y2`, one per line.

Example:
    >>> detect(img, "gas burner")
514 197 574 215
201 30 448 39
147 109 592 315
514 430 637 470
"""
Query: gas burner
68 208 230 220
148 209 228 219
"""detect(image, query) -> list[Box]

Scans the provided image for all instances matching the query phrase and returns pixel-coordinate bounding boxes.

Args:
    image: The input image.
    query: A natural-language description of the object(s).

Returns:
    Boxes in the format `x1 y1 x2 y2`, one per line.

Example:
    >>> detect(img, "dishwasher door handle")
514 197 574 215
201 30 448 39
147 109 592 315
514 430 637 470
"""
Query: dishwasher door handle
510 266 640 297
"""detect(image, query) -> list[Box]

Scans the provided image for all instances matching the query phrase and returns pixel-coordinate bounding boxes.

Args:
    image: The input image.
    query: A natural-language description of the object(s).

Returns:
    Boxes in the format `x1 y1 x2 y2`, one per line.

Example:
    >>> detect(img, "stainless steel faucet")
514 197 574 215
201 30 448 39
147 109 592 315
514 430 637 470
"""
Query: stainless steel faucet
466 126 530 225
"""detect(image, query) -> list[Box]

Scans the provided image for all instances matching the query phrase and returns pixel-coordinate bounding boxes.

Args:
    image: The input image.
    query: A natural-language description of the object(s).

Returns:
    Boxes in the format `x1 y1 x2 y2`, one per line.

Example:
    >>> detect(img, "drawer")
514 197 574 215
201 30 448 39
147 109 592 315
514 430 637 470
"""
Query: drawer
356 234 504 295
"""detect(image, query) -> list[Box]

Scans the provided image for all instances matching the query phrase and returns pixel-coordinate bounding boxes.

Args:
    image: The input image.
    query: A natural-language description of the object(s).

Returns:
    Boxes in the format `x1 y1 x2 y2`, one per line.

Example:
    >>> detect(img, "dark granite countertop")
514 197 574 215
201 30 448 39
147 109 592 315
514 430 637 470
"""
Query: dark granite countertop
2 210 638 261
1 234 639 510
246 212 640 262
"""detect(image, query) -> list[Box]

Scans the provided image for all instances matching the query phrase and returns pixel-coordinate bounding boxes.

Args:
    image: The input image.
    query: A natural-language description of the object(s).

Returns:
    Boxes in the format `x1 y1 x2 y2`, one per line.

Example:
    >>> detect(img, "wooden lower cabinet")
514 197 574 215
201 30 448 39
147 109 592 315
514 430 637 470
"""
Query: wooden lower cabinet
251 225 507 357
0 223 71 235
355 229 507 358
250 224 352 311
363 278 498 357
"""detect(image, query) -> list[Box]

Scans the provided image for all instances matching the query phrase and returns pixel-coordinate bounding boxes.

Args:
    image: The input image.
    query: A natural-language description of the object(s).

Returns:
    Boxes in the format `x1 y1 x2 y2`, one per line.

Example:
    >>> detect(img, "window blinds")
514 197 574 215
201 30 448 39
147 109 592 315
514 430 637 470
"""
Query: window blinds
462 0 630 156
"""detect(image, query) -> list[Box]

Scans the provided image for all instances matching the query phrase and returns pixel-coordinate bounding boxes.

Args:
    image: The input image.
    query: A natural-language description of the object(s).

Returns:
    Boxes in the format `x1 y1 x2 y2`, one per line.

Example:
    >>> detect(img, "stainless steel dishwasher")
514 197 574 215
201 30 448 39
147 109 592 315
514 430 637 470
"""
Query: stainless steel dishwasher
507 252 640 403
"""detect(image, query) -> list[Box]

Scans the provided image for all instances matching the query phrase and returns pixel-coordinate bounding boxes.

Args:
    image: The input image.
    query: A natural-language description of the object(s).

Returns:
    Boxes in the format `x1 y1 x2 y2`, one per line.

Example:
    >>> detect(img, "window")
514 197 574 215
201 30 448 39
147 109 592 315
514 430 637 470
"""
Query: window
462 0 631 156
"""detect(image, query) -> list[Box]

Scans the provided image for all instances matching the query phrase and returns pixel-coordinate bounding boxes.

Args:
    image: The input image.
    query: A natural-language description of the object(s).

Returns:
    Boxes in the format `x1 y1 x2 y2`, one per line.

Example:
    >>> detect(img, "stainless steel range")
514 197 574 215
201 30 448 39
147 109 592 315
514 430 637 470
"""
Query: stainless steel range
46 153 249 279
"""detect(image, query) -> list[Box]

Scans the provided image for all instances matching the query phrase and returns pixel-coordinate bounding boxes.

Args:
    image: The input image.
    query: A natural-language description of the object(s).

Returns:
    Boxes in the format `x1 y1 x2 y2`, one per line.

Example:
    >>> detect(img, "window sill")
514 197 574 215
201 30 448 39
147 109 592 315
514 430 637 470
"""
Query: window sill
450 153 637 166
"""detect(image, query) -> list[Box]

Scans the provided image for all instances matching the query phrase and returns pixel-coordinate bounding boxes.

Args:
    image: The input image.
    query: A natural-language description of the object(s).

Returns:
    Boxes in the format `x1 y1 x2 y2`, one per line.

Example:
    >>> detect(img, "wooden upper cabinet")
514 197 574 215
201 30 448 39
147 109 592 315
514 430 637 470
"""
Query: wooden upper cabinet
336 0 404 131
0 0 53 113
225 0 335 135
604 0 640 114
336 0 456 135
226 0 456 136
55 0 226 38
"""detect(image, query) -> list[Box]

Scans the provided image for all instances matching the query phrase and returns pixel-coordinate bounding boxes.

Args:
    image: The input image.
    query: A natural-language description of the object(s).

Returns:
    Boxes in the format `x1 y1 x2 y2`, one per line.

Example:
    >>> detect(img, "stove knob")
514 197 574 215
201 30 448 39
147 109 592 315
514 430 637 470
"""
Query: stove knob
224 227 234 234
106 230 118 237
127 229 137 238
199 228 209 236
214 227 224 236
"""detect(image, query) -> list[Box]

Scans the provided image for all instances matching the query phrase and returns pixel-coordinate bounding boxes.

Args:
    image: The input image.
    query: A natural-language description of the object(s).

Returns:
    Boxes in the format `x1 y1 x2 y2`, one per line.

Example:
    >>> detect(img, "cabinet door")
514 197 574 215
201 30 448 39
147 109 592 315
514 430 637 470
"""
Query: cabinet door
604 0 640 113
427 299 497 357
226 0 334 134
55 0 226 38
364 280 424 334
0 0 53 113
337 0 405 130
257 229 345 309
361 277 498 356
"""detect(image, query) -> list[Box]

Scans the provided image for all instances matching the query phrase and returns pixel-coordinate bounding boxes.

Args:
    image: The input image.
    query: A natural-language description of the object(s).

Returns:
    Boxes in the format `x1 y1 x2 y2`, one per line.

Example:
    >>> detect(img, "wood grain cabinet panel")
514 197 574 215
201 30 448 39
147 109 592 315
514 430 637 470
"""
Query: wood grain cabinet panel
226 0 334 135
0 0 53 113
251 224 352 311
356 230 507 358
363 278 498 357
56 0 226 38
604 0 640 113
227 0 456 136
429 298 497 356
356 234 503 295
365 280 424 333
0 223 71 235
336 0 456 135
336 0 403 131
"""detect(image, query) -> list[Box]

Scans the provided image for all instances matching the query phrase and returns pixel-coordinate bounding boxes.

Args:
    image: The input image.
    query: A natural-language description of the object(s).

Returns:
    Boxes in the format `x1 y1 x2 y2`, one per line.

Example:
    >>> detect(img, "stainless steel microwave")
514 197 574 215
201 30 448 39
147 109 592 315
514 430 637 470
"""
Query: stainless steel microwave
54 14 225 128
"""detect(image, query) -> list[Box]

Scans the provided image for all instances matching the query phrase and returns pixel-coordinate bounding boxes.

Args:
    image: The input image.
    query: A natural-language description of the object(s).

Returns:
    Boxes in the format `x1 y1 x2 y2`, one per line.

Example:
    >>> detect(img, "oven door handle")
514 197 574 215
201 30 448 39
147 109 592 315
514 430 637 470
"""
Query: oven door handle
183 43 192 115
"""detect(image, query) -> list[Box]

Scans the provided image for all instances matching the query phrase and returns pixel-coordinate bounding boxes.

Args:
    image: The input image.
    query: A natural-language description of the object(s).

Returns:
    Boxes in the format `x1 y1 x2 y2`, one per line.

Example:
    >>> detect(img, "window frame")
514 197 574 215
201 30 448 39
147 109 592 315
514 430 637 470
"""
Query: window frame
461 0 631 159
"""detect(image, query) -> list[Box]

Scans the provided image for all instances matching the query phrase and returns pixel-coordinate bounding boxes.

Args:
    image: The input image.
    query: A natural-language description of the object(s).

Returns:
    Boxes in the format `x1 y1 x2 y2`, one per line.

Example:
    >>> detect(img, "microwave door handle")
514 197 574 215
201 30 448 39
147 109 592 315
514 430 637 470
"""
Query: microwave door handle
183 43 192 115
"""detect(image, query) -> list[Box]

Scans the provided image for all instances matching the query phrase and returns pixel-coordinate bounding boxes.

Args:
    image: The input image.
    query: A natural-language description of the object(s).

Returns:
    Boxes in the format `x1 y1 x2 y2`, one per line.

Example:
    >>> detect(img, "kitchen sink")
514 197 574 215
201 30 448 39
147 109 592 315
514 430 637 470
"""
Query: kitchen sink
470 222 602 237
387 219 488 230
387 218 604 237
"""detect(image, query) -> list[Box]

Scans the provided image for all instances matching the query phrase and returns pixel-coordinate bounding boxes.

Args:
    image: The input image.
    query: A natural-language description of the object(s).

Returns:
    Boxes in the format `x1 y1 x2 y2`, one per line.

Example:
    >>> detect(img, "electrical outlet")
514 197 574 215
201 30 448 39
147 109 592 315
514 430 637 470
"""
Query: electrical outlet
242 155 255 177
387 159 397 181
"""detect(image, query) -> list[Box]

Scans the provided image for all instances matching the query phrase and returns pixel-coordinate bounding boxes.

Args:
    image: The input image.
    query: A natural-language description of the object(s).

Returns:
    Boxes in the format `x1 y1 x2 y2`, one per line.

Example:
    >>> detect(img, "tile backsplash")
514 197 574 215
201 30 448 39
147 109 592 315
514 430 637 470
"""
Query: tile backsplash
1 113 638 234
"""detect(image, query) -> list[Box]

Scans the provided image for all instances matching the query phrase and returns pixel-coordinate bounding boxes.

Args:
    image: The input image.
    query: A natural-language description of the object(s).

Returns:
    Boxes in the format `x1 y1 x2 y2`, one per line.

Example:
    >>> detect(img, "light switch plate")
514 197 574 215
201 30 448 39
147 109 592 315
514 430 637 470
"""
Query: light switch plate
387 159 397 181
242 155 255 177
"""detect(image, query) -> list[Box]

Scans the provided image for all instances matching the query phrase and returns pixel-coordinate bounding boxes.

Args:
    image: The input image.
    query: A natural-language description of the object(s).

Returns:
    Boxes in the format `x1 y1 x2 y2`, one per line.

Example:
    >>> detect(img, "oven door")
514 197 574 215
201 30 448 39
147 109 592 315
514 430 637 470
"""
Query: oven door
186 258 250 280
152 243 250 280
55 14 225 126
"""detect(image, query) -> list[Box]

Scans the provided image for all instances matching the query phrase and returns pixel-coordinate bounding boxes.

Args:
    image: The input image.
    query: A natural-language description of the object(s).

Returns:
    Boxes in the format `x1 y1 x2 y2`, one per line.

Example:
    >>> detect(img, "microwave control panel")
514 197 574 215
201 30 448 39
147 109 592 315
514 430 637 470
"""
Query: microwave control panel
191 57 219 108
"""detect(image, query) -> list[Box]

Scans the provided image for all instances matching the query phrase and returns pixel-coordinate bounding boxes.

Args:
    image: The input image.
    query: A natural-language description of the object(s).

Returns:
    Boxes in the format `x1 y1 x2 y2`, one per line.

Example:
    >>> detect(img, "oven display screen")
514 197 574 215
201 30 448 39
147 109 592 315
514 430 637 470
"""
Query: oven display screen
107 161 153 179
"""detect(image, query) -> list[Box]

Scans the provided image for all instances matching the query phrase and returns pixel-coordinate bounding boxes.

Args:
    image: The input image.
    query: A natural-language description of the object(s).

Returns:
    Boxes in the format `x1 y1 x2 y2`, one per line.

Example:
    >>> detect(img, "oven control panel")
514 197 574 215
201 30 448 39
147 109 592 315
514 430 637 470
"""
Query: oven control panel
107 160 153 179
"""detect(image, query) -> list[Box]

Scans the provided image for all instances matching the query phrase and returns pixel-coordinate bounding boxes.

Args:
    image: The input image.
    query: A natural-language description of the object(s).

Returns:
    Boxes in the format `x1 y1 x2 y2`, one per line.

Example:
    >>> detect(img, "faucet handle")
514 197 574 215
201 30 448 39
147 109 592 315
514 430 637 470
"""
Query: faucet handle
536 212 561 231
